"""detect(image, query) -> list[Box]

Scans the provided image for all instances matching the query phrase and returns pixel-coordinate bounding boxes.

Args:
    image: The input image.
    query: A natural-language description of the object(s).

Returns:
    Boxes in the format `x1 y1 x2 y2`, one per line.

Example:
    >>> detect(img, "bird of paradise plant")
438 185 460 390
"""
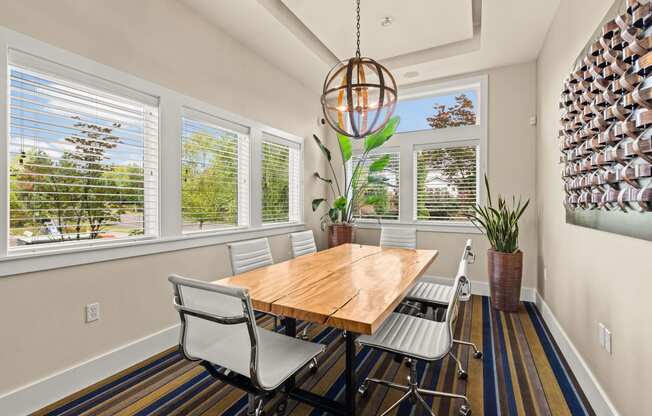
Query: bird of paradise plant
312 116 400 230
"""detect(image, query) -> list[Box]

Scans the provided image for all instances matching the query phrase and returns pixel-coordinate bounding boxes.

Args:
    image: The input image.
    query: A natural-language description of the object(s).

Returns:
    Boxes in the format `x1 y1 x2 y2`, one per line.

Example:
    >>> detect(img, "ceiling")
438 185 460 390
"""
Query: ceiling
281 0 474 60
180 0 560 92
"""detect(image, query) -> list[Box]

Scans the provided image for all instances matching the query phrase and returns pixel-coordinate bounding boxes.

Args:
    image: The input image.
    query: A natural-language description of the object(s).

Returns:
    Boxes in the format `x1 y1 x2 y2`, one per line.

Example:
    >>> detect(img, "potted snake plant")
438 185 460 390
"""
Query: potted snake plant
468 175 529 312
312 116 400 247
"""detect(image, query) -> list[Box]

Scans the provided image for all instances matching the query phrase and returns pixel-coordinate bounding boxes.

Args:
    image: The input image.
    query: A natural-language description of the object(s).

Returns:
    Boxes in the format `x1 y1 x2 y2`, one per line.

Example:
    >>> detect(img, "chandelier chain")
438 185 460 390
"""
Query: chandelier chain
355 0 361 58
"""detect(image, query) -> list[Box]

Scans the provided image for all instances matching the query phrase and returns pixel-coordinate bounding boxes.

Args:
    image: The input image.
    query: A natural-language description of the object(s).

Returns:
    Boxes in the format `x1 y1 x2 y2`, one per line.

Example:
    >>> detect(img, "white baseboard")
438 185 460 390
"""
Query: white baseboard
535 293 620 416
0 324 179 416
420 275 537 302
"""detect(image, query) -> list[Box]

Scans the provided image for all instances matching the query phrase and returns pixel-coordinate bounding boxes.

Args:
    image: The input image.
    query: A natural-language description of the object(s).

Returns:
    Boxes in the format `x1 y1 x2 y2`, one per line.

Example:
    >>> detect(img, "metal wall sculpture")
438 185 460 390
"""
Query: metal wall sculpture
561 0 652 240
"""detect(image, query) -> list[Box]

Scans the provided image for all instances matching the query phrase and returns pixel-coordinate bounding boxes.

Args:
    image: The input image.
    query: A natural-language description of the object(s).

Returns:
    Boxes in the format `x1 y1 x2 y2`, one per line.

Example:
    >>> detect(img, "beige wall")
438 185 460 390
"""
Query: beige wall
537 0 652 414
0 0 327 394
355 62 538 288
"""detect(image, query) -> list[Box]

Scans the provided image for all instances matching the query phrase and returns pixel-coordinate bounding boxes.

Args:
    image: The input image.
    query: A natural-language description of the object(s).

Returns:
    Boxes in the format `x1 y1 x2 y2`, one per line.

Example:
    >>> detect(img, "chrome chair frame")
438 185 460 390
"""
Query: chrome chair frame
289 230 318 340
170 275 321 416
357 265 472 416
404 239 482 379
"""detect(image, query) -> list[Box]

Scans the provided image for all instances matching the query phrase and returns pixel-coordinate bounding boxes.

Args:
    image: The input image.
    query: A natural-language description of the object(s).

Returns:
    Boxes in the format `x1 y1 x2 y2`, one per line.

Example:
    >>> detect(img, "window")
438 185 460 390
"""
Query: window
261 135 301 224
348 76 486 231
395 88 478 133
8 57 158 249
181 110 249 233
0 33 304 272
415 144 478 222
351 152 400 220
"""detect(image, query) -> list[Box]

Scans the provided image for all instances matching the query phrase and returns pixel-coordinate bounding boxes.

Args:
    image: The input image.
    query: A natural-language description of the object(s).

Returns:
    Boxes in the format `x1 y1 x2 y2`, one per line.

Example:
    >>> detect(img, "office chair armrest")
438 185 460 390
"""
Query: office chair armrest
173 296 248 325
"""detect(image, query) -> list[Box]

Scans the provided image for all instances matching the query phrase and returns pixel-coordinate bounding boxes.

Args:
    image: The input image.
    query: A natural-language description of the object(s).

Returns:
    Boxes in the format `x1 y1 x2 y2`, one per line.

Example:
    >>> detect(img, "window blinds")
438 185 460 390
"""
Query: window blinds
261 135 301 224
8 62 159 248
181 110 249 233
352 152 400 220
415 145 478 221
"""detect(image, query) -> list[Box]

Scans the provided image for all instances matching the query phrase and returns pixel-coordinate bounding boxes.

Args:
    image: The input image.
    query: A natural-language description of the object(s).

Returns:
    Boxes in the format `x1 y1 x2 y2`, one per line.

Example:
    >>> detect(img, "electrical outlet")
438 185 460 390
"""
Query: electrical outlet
604 328 612 355
598 322 606 348
86 302 100 323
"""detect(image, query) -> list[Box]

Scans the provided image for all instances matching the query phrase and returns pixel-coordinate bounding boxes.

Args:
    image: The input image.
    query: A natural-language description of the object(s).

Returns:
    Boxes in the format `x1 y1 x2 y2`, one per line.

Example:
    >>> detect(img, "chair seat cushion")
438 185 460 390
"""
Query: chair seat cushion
188 320 324 390
356 313 450 361
405 280 453 306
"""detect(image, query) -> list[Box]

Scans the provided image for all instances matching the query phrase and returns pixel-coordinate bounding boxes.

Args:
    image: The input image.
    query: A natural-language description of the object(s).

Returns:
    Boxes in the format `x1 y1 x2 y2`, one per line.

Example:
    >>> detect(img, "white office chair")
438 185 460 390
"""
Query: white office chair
356 261 472 416
289 230 318 340
289 230 317 258
169 275 324 416
228 238 284 331
380 226 417 249
228 238 274 274
403 239 482 379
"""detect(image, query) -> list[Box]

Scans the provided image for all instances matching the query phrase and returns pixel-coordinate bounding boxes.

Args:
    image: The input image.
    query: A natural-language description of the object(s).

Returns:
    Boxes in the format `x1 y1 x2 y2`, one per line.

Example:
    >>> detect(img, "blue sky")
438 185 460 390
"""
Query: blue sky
395 89 477 133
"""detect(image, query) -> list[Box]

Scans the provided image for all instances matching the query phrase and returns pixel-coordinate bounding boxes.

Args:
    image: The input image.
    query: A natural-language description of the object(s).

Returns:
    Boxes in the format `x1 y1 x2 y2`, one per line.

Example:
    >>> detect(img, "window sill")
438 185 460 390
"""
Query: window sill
354 221 482 234
0 223 306 278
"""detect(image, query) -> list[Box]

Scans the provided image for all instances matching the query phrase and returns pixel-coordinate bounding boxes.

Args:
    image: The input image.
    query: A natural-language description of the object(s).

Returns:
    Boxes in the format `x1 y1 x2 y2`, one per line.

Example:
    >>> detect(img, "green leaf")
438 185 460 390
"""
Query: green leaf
313 134 331 161
368 154 391 172
367 175 388 184
365 195 383 205
363 116 400 152
328 208 339 222
337 134 352 162
312 198 326 212
313 172 332 183
333 196 347 210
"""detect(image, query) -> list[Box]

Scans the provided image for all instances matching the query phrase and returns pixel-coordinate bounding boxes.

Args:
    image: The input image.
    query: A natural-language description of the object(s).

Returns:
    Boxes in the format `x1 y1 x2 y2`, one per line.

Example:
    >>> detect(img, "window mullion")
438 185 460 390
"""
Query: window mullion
250 127 263 228
160 96 182 238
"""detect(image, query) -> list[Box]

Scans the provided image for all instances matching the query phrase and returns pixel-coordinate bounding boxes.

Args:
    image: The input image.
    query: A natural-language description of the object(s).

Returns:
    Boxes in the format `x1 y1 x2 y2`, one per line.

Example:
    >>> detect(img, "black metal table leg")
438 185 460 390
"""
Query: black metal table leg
285 317 297 392
345 331 357 416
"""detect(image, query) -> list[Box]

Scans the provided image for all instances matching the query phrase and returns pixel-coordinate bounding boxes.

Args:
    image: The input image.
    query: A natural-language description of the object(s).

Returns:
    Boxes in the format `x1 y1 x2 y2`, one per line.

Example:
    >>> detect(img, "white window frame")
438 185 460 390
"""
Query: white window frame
0 27 304 277
351 75 487 233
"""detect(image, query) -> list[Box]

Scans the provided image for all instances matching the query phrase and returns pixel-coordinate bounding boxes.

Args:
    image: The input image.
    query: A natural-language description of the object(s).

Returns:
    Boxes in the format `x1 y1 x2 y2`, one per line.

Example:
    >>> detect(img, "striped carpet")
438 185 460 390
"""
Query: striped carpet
33 296 594 416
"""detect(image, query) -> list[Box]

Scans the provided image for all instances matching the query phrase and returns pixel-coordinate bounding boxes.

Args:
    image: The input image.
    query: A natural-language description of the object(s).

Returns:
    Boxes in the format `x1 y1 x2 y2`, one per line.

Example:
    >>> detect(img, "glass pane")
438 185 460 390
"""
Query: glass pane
352 152 400 220
395 89 478 133
415 145 478 221
262 141 290 223
8 66 158 248
181 118 240 233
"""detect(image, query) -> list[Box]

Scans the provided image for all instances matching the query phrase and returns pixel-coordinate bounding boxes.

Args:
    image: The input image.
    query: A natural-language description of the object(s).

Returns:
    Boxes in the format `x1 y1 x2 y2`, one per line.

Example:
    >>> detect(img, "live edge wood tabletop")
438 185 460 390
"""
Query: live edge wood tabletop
214 243 438 335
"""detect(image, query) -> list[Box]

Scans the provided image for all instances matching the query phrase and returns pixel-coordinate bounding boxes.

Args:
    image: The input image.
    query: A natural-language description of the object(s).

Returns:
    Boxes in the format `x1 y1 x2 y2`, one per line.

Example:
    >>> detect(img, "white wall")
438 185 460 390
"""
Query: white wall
537 1 652 414
354 62 538 290
0 0 327 396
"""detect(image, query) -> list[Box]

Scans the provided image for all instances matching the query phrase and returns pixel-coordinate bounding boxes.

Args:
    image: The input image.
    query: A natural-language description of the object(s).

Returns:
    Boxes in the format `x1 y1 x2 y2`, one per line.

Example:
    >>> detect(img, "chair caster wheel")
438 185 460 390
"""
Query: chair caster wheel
300 334 310 340
458 370 468 380
276 400 287 415
404 359 412 368
308 358 318 374
358 384 369 398
459 404 472 416
474 351 483 359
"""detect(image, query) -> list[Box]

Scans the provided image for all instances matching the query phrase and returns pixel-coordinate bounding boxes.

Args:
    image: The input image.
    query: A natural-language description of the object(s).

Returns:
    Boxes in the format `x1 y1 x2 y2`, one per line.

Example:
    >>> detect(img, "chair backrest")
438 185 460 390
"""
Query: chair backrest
459 239 474 300
443 259 469 348
379 227 417 249
289 230 317 258
169 274 264 388
228 238 273 275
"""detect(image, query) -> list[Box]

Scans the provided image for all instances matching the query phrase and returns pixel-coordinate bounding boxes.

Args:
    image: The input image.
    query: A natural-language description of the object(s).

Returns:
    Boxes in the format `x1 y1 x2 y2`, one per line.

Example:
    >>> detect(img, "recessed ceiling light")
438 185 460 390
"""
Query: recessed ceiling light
404 71 419 79
380 17 393 27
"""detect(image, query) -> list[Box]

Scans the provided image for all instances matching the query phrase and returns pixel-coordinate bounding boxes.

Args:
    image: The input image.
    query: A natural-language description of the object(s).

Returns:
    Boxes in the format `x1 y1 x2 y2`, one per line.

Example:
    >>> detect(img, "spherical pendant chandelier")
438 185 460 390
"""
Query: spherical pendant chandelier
320 0 398 139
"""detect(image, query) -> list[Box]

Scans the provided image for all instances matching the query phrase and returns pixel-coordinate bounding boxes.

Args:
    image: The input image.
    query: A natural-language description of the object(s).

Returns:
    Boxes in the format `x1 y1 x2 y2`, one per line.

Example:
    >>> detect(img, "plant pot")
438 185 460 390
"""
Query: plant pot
487 249 523 312
328 223 353 248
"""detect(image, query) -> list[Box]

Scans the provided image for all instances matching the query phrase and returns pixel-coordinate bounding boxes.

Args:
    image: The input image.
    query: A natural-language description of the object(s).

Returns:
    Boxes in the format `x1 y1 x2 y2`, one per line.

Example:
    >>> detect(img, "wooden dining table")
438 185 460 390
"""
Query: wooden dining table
214 243 438 416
